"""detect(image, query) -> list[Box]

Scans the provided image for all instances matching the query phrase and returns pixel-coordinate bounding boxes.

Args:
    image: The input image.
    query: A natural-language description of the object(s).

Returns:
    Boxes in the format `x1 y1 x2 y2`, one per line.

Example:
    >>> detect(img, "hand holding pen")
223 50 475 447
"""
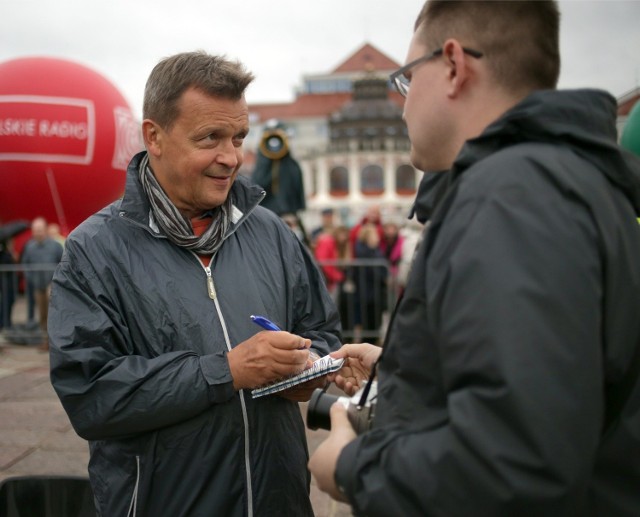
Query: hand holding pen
226 315 311 390
250 315 324 401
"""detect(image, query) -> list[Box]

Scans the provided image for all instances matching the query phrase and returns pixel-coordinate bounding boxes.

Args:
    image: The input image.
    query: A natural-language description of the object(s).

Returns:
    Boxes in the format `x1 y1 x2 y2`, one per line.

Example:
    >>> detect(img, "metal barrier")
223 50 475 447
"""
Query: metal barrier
1 260 400 347
0 263 57 346
315 258 399 344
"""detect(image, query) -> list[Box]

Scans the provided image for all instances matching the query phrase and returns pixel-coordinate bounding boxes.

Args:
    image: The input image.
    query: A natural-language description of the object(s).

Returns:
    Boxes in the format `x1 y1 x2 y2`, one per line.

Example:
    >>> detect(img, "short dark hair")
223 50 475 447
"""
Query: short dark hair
143 51 255 129
414 1 560 94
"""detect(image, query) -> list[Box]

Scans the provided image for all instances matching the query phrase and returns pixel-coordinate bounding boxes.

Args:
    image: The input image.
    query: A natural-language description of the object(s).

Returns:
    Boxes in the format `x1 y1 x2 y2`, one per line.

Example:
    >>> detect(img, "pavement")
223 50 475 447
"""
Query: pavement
0 296 352 517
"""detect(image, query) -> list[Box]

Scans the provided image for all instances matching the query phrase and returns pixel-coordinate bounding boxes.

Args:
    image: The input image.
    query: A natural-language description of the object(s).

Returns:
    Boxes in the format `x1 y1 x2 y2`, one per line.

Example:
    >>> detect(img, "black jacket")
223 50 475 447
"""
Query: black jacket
49 152 341 516
336 89 640 516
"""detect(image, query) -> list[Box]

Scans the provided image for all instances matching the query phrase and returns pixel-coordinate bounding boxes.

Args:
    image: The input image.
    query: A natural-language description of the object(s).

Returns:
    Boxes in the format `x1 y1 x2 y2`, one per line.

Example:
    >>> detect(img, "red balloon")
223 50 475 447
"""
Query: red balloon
0 56 142 238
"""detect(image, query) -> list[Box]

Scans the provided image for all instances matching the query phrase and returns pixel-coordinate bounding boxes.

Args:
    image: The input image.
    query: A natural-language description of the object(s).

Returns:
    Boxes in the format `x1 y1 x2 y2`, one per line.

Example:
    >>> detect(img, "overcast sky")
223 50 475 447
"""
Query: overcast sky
1 0 638 119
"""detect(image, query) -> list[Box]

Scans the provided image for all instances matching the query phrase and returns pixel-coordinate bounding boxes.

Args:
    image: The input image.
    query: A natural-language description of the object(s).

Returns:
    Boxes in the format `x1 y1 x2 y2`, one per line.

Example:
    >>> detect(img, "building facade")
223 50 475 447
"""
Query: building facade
246 43 417 227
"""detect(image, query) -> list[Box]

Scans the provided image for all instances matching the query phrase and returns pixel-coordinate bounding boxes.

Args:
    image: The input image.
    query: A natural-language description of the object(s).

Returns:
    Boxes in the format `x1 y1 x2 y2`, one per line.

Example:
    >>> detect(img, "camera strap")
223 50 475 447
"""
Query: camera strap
356 290 405 408
355 219 432 408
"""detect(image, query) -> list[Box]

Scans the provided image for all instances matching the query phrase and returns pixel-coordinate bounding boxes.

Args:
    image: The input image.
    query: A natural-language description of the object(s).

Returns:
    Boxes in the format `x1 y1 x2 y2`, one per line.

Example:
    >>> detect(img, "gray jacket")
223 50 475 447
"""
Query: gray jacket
336 89 640 516
49 152 341 516
21 237 63 290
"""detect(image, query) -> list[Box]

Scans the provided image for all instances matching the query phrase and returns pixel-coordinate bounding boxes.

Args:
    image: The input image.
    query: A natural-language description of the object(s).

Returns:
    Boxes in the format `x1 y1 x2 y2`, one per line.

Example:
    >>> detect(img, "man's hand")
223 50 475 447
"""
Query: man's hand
308 402 357 502
227 331 310 390
327 343 381 396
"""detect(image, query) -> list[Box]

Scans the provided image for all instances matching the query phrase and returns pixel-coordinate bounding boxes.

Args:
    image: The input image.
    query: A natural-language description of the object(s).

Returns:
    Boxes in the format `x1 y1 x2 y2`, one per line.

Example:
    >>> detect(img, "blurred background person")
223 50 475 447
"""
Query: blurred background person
20 216 63 350
280 212 307 243
353 223 388 342
380 220 404 300
314 228 344 300
348 205 384 255
0 236 17 332
47 222 66 248
333 225 357 341
310 208 336 250
251 119 309 246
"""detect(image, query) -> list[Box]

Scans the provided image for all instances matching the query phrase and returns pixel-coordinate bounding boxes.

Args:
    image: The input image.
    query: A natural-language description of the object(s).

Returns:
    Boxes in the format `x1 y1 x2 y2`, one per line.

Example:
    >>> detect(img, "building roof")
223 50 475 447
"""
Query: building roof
332 42 401 73
250 91 405 122
248 42 405 122
250 93 351 121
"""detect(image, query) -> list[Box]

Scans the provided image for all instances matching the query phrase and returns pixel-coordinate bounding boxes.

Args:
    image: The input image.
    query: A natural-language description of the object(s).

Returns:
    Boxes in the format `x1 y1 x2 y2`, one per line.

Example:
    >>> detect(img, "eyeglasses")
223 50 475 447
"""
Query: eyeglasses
390 47 484 97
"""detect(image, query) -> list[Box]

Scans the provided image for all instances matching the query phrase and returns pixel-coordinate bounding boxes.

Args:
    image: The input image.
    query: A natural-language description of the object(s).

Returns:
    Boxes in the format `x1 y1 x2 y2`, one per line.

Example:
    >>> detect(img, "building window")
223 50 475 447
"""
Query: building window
396 164 417 195
330 166 349 197
305 78 352 94
361 164 384 196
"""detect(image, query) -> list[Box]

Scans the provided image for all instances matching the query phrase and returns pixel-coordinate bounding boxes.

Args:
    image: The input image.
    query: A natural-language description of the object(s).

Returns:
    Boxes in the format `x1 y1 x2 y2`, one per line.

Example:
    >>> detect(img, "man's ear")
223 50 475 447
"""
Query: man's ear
442 39 469 98
142 119 162 157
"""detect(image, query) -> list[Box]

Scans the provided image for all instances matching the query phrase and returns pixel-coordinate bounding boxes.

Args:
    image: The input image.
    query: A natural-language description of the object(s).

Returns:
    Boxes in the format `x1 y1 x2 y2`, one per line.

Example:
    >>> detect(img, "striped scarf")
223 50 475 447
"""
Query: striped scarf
138 154 231 255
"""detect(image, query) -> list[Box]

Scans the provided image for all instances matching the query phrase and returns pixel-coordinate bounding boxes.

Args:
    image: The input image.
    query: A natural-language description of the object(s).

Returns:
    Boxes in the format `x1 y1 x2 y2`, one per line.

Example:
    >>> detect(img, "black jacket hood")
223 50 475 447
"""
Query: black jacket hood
414 89 640 223
457 89 640 212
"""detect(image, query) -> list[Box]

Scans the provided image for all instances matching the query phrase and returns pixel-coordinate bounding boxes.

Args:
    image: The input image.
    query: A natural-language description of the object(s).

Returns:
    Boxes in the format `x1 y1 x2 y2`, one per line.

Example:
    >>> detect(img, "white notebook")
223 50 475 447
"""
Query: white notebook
251 355 345 398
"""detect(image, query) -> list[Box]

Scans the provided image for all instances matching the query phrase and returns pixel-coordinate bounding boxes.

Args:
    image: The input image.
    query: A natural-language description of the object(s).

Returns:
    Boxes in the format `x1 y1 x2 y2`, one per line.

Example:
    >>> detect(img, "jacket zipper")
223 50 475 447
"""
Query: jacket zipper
192 252 254 517
204 266 217 299
127 455 140 517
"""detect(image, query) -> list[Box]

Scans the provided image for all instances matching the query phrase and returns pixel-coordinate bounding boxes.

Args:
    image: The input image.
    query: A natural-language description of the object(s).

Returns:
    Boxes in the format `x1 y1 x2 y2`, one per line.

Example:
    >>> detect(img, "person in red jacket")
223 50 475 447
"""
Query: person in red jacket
348 205 384 255
314 230 344 296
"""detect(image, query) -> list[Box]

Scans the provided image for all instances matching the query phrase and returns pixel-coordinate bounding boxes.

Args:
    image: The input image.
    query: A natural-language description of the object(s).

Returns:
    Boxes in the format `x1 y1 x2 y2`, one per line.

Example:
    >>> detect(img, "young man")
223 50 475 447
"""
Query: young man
48 51 341 516
309 2 640 515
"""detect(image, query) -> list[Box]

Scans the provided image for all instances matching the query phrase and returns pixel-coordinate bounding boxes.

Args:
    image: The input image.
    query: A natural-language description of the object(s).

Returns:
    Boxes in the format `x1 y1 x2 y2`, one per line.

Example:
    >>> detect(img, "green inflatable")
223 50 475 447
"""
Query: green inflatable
621 100 640 157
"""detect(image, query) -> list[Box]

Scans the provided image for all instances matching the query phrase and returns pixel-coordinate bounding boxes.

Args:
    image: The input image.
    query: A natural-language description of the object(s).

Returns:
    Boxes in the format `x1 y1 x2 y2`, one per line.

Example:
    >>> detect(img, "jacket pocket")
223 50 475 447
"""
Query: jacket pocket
88 442 144 517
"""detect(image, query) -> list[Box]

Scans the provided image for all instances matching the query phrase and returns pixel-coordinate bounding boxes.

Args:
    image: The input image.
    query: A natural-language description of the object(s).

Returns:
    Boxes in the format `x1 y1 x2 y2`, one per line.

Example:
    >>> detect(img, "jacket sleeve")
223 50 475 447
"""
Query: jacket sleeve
336 161 605 515
49 240 235 441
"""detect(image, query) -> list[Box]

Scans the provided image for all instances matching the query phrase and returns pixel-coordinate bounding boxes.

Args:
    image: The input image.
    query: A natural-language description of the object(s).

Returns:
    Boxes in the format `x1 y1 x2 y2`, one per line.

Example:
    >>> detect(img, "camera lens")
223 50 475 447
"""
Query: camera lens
307 389 339 431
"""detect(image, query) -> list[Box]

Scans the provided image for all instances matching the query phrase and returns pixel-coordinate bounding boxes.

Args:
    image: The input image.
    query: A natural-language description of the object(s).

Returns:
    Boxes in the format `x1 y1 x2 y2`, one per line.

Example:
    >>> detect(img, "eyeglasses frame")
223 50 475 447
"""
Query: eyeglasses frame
390 47 484 97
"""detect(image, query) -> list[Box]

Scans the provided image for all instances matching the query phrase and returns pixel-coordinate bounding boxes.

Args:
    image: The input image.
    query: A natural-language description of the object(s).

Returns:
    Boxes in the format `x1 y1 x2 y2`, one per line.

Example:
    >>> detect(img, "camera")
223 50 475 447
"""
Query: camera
259 128 290 160
306 381 377 435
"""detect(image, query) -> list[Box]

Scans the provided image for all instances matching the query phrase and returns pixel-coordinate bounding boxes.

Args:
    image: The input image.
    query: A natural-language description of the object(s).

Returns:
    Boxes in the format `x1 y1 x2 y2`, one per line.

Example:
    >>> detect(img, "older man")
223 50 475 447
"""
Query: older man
49 51 341 516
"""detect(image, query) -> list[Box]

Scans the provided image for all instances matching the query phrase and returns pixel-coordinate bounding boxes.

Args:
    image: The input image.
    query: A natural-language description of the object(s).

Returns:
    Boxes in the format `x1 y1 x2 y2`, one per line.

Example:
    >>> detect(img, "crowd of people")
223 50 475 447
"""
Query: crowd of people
308 205 420 343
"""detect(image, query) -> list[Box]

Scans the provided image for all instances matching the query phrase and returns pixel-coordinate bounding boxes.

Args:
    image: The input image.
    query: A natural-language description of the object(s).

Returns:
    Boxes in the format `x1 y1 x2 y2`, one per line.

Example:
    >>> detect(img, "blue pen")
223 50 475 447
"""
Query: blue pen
251 315 282 331
251 315 309 351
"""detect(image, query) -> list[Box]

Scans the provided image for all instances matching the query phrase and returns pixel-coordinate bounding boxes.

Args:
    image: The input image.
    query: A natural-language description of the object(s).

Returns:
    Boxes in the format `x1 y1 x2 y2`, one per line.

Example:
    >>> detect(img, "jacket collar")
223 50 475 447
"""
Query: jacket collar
410 170 448 224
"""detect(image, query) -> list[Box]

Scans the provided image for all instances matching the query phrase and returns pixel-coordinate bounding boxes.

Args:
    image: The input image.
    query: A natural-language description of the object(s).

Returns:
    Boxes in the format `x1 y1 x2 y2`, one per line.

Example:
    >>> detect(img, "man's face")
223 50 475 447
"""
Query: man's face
402 30 456 172
147 88 249 218
31 220 47 242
